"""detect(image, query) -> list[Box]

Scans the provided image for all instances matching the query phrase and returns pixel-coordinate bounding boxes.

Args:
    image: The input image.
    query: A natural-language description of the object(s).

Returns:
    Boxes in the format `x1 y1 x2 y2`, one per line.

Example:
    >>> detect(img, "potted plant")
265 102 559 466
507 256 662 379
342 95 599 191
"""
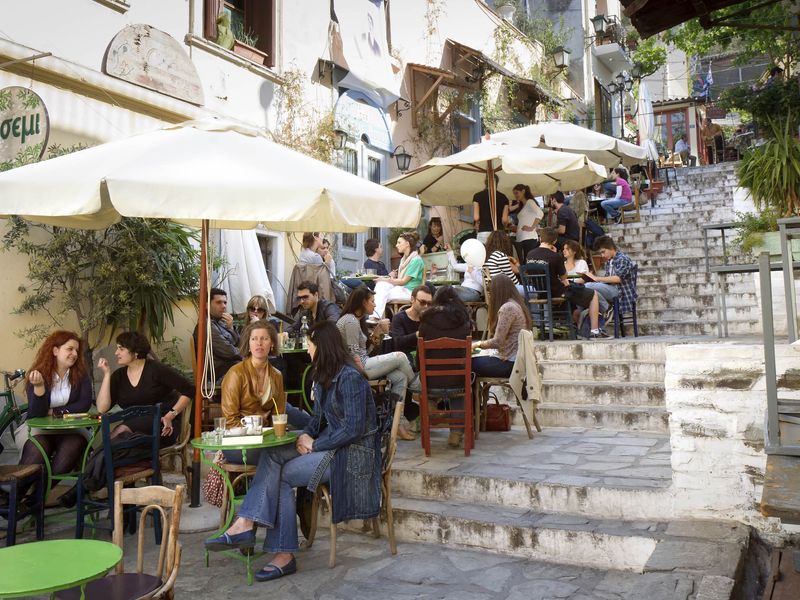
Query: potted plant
625 30 640 51
231 23 268 65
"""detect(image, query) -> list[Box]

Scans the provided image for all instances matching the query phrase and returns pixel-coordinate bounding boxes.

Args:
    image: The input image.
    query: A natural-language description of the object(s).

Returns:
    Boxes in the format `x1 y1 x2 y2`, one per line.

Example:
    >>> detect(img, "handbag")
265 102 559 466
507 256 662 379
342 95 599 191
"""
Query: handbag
201 450 226 507
483 395 511 432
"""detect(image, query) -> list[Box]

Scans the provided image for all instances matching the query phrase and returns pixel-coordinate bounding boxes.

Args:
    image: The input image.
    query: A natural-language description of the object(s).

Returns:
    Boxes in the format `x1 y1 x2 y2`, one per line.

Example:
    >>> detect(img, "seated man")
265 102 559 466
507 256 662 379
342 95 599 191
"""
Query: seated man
526 228 607 339
582 235 638 321
388 285 434 354
674 134 696 167
287 281 341 336
363 238 389 276
552 191 580 250
194 287 242 381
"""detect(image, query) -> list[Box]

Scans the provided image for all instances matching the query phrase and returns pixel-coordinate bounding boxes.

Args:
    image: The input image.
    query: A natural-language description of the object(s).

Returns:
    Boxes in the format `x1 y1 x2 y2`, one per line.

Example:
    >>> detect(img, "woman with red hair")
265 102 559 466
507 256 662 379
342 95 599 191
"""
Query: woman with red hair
1 330 92 506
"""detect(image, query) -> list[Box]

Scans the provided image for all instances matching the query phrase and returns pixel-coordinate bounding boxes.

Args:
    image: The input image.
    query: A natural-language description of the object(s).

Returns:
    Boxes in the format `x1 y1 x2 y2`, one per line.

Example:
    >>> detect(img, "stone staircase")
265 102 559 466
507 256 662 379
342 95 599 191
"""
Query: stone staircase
607 162 761 337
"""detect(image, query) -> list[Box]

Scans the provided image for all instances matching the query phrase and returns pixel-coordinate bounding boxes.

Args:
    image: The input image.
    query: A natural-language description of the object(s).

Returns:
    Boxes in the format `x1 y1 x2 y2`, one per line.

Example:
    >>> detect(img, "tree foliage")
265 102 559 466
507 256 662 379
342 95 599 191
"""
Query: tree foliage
0 144 200 349
719 78 800 131
631 36 668 77
662 1 799 73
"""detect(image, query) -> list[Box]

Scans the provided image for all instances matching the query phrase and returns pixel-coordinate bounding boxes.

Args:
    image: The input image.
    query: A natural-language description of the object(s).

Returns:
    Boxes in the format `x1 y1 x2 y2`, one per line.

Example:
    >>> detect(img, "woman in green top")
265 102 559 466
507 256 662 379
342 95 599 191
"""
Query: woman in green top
372 231 425 319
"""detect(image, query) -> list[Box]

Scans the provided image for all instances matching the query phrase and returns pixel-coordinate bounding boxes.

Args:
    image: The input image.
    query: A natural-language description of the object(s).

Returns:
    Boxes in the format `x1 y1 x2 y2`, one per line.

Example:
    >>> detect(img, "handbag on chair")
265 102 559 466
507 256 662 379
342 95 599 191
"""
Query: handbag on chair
483 395 511 432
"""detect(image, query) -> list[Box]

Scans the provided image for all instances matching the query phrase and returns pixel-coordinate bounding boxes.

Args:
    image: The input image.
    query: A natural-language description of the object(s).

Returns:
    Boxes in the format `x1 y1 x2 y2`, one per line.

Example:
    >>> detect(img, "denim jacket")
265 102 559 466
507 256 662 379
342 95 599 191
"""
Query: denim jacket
304 365 381 523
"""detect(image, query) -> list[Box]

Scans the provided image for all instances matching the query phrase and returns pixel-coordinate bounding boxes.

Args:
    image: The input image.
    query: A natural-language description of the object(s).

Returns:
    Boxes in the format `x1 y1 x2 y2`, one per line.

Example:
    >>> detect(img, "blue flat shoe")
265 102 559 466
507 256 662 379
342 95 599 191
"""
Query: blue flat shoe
254 558 297 582
204 529 256 551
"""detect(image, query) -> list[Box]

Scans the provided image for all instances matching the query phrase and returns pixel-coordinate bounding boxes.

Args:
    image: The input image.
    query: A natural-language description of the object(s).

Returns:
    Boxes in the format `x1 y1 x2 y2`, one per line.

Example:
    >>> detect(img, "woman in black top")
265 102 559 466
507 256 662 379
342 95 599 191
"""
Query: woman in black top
96 331 193 445
420 217 445 254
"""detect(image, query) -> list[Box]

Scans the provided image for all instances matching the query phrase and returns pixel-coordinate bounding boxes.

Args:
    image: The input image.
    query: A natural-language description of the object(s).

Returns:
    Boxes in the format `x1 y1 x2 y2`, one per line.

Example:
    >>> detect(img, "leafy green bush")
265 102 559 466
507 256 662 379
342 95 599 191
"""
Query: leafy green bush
719 80 800 133
732 209 779 255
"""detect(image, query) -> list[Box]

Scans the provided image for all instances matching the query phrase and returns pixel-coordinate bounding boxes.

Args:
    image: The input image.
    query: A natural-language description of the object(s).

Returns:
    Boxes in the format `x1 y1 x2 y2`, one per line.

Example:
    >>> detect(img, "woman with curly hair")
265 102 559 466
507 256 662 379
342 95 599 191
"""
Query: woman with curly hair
371 231 425 319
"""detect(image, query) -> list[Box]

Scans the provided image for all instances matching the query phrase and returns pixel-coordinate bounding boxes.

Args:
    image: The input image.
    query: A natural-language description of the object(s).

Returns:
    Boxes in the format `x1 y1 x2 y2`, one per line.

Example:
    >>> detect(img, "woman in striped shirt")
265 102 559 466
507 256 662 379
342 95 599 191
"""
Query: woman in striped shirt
483 231 519 285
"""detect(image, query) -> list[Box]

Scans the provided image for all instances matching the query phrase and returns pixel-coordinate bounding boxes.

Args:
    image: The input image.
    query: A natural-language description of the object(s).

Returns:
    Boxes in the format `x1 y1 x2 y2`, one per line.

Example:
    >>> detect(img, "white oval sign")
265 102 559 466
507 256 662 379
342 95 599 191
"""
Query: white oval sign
0 87 49 168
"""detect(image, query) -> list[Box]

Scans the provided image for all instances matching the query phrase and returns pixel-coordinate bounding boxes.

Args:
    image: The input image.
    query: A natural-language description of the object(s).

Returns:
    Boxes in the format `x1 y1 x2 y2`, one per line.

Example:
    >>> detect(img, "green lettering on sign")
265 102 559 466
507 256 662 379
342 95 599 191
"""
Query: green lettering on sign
0 87 49 168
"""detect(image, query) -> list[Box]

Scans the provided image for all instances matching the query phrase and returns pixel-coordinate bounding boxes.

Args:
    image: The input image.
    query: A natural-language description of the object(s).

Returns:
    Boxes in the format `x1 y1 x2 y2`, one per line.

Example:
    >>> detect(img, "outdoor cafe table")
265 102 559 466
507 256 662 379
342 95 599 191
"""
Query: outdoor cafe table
0 538 122 599
26 415 101 498
191 431 298 585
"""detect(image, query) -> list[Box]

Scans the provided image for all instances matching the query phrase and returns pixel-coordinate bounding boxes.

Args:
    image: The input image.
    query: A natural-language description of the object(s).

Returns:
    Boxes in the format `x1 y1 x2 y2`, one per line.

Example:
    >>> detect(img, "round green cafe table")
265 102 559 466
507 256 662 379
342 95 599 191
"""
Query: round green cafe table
192 430 298 585
0 538 122 598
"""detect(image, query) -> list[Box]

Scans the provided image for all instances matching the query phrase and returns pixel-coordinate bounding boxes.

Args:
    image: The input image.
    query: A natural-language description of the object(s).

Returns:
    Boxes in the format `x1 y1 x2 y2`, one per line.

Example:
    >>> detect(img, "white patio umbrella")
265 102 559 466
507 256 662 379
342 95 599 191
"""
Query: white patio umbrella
385 141 606 207
0 117 420 502
636 82 660 161
490 121 648 168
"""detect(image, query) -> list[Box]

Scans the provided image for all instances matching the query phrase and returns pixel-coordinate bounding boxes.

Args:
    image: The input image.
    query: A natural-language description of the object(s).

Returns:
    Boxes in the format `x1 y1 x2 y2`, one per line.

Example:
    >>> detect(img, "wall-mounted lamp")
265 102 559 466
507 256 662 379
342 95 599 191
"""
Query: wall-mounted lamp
391 145 413 173
631 63 642 79
551 46 571 70
590 14 607 37
333 128 349 150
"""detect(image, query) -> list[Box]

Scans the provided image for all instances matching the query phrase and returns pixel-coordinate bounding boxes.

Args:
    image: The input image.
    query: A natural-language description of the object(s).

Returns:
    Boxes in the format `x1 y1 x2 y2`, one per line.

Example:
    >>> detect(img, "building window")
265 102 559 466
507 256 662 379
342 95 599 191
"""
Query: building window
339 148 358 175
367 157 381 183
654 109 688 156
204 0 275 68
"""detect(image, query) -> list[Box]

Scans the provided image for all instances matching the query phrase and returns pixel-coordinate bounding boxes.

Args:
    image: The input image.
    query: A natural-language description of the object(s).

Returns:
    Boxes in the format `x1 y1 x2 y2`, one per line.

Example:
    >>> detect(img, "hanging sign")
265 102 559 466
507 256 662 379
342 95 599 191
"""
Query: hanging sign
0 87 49 166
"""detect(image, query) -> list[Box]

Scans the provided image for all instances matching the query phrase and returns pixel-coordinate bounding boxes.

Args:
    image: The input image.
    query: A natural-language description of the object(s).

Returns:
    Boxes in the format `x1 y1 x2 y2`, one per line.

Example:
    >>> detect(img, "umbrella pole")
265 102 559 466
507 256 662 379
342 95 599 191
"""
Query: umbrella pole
190 219 209 507
487 161 498 231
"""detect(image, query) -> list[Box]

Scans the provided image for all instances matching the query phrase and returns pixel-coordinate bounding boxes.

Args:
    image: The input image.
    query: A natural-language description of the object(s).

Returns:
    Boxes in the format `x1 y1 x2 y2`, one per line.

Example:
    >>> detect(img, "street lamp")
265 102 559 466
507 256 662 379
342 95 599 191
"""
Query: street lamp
551 46 571 70
333 128 349 150
608 72 636 138
590 14 607 37
391 145 412 173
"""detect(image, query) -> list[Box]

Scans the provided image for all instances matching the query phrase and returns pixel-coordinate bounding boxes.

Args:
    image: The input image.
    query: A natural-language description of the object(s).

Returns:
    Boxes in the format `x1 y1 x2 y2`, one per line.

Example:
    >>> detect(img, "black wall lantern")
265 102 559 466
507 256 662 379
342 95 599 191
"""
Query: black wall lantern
391 145 412 173
333 128 349 150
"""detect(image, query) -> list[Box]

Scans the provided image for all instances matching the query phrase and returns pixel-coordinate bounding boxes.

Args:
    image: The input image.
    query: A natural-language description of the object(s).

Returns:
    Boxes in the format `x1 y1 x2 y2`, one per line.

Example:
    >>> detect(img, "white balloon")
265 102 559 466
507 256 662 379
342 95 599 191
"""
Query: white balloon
460 238 486 268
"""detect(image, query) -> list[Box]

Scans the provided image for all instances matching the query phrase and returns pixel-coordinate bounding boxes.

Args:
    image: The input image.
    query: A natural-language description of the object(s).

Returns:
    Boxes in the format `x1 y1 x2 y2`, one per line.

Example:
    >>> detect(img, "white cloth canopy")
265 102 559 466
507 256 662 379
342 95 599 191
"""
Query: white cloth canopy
490 121 648 168
636 82 659 161
216 229 276 315
0 118 420 231
384 141 607 206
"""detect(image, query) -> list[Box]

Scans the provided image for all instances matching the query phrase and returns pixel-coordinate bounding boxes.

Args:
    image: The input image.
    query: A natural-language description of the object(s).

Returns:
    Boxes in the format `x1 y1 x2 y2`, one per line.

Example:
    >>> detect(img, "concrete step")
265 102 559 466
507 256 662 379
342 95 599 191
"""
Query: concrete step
614 230 732 243
534 340 668 362
636 272 753 286
611 221 735 235
540 380 665 407
536 403 670 432
637 292 757 310
621 239 733 252
389 497 748 576
539 359 665 382
637 279 754 294
637 319 761 336
637 305 757 323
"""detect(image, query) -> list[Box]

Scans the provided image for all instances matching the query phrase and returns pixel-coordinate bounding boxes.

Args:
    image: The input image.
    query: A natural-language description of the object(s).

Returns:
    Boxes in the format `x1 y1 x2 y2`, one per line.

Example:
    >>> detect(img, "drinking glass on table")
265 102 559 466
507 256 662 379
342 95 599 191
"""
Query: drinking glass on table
214 417 226 434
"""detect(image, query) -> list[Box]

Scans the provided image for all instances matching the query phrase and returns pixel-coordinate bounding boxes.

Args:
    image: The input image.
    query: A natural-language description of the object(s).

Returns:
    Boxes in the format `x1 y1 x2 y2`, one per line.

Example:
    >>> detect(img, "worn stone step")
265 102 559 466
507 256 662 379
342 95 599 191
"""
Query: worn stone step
621 239 733 253
637 280 754 295
637 272 753 286
539 359 665 382
534 340 668 362
536 403 670 432
637 292 757 310
637 319 761 336
388 497 748 577
637 305 757 323
539 380 665 407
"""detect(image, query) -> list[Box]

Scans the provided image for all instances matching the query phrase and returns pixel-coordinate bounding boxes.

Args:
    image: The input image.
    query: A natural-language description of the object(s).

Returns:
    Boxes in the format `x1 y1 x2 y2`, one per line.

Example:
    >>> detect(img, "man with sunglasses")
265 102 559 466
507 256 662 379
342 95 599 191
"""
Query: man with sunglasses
388 285 434 354
286 281 341 337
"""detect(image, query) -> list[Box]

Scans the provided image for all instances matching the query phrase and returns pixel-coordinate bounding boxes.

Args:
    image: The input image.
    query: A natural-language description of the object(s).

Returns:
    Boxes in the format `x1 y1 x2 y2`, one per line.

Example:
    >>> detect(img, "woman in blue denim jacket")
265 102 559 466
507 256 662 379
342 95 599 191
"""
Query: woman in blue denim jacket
205 321 381 582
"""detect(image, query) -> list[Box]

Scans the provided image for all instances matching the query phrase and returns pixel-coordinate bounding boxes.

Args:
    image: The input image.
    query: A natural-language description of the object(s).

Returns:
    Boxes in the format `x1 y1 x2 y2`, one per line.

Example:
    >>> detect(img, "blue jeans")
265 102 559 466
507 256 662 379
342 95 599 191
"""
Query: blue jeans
603 181 616 195
585 282 617 312
453 286 483 302
472 355 514 378
237 444 330 553
601 199 629 219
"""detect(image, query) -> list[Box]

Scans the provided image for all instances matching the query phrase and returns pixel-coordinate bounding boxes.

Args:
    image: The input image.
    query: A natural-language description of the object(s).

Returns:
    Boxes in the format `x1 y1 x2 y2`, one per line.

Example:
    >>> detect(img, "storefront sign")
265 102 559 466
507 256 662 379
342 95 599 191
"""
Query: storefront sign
706 106 727 119
0 87 49 166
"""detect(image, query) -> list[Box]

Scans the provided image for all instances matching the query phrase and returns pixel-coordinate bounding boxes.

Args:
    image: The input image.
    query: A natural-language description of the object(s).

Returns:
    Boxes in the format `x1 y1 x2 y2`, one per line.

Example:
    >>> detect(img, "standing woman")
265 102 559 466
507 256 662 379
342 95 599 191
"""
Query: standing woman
472 275 531 378
96 331 193 446
205 321 381 582
513 184 544 260
372 231 425 319
6 331 93 503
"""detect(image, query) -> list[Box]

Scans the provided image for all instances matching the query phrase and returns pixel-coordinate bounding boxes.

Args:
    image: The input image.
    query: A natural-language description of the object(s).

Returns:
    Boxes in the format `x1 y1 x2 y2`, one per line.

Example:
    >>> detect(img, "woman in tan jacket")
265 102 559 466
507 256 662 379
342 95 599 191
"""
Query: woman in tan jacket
221 320 287 463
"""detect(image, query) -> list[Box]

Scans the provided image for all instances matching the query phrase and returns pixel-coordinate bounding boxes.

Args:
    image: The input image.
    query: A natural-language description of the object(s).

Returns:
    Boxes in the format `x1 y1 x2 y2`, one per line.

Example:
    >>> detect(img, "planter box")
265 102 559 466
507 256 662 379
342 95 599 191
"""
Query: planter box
750 231 800 258
233 40 268 65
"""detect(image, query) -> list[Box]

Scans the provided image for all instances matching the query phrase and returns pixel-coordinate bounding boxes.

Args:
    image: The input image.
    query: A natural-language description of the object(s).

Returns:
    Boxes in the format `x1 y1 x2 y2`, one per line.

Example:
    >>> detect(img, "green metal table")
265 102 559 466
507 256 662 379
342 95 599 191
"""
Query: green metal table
192 430 297 584
0 538 122 599
26 415 101 499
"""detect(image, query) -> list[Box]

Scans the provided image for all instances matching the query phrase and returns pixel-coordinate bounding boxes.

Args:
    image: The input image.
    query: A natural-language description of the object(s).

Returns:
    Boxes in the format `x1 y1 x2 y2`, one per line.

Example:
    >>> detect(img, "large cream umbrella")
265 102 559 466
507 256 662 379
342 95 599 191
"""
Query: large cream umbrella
490 121 648 168
0 117 420 503
385 141 606 228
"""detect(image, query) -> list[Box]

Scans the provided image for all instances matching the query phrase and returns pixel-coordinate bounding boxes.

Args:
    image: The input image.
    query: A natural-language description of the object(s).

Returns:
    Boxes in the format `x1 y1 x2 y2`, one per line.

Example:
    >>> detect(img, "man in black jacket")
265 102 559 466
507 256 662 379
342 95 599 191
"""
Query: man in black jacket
286 281 341 335
388 285 434 354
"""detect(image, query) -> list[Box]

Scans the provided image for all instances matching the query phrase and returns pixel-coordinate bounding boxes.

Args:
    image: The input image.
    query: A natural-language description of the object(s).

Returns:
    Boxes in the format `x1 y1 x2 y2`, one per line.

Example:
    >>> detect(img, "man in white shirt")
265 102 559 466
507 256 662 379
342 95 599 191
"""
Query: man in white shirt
674 134 696 166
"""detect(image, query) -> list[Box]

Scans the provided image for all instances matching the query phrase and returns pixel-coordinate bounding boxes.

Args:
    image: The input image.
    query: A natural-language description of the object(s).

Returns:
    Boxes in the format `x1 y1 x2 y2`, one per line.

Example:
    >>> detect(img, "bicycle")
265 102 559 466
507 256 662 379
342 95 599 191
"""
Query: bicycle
0 368 27 455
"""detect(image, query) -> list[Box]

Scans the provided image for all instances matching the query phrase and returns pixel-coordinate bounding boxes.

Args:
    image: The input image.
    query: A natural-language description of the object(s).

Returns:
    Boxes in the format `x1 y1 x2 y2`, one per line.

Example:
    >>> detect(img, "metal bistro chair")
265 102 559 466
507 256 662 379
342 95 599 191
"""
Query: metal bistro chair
76 404 162 541
159 397 193 489
417 336 474 457
519 263 575 342
0 464 45 547
611 263 640 338
481 267 493 341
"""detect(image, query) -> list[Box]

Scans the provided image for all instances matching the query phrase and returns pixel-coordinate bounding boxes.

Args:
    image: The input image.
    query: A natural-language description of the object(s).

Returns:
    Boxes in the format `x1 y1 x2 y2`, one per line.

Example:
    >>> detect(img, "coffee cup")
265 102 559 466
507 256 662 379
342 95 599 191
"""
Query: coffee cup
272 413 288 438
240 415 262 435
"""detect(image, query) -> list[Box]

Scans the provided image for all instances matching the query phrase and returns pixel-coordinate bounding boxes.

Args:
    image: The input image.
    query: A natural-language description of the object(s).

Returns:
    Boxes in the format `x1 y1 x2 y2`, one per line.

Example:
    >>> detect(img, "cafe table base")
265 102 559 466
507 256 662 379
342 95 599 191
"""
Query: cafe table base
191 431 297 585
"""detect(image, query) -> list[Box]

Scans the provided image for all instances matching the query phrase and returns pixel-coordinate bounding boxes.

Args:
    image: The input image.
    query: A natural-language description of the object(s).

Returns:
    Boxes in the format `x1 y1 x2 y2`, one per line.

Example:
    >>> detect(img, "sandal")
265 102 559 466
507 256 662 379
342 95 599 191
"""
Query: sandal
254 558 297 582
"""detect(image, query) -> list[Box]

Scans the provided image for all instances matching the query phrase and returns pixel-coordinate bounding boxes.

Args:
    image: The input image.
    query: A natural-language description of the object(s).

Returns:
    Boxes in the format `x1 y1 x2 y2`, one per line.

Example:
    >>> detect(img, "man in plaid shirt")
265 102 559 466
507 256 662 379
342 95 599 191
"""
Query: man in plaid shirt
582 236 638 317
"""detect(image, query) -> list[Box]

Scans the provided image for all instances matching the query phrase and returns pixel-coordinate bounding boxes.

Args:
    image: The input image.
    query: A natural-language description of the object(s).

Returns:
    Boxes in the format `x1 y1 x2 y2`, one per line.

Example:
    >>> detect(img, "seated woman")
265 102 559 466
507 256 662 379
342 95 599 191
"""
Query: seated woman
600 168 633 223
337 287 419 413
563 240 590 276
205 321 381 583
3 330 93 505
222 320 301 464
420 217 445 255
298 231 334 274
245 295 271 324
472 275 530 378
372 232 425 319
96 331 193 446
418 287 472 448
443 246 483 302
484 231 521 291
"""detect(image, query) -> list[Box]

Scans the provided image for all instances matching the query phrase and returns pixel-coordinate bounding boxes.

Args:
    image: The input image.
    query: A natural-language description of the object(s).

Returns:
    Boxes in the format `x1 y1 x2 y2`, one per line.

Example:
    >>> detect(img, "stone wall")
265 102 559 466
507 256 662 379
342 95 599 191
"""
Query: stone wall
665 342 799 534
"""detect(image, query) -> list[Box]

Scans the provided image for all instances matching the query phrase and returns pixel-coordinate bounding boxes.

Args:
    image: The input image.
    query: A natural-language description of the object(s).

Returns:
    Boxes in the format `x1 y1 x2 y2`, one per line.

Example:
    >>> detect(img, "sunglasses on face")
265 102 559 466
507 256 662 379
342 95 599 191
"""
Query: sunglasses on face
248 307 266 313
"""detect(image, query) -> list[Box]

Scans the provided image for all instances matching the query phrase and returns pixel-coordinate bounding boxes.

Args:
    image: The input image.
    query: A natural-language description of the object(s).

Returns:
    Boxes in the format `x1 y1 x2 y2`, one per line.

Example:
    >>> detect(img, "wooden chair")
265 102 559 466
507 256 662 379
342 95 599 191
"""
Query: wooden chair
519 263 576 342
76 404 162 540
386 300 411 318
417 336 474 457
305 399 403 567
159 398 193 489
57 482 185 600
621 175 642 224
0 464 45 547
